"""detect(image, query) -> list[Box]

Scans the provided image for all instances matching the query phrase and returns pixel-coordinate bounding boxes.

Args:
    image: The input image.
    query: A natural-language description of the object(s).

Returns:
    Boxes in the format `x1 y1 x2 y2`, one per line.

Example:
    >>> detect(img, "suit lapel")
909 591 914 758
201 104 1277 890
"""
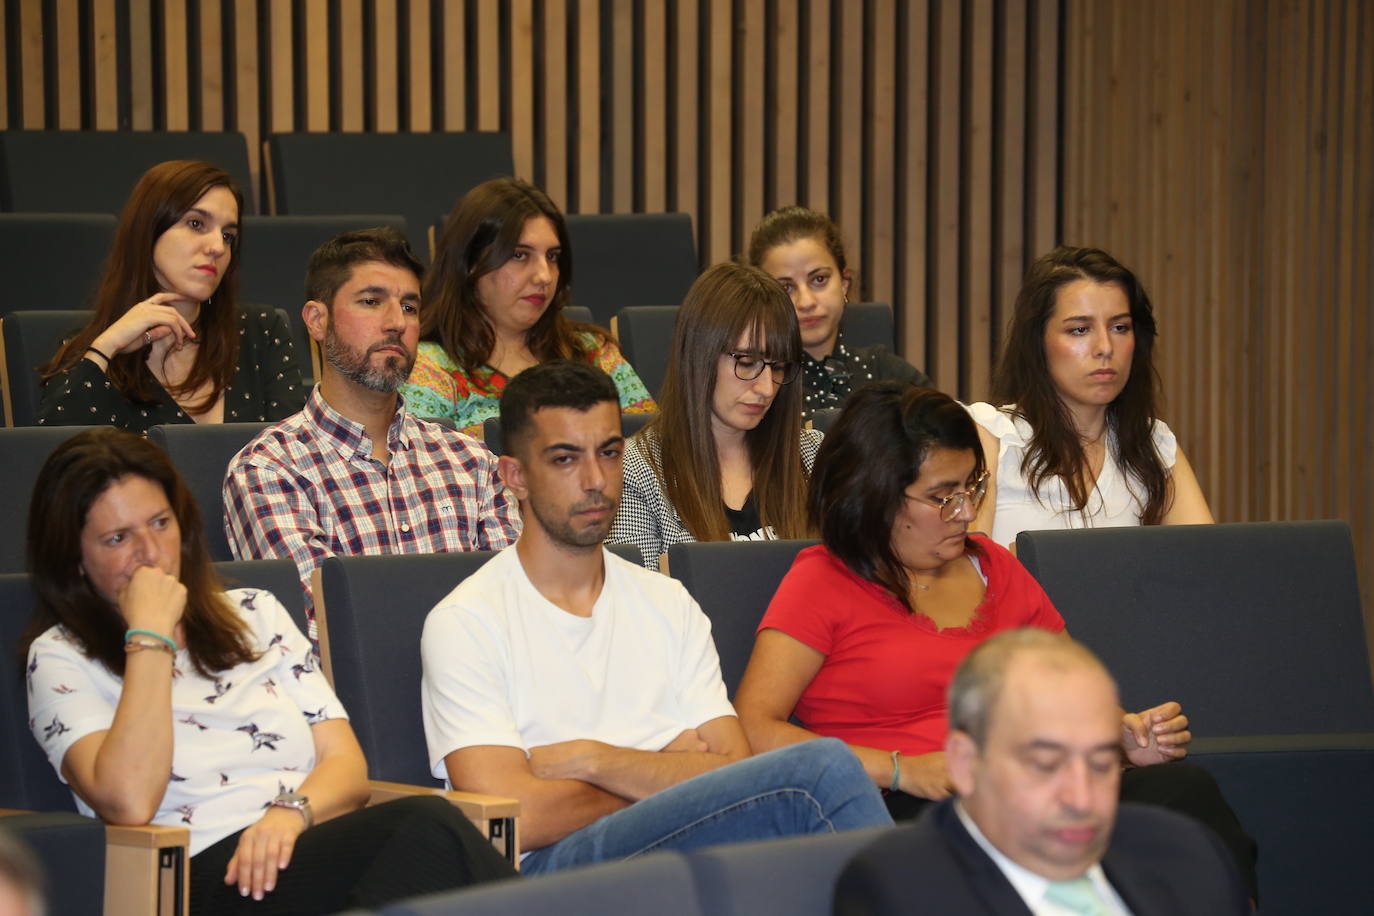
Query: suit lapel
932 800 1037 915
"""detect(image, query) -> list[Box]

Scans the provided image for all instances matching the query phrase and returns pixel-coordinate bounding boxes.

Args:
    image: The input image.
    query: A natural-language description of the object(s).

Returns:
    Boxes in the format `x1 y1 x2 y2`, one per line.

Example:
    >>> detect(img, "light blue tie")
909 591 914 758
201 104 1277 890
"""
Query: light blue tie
1043 876 1112 915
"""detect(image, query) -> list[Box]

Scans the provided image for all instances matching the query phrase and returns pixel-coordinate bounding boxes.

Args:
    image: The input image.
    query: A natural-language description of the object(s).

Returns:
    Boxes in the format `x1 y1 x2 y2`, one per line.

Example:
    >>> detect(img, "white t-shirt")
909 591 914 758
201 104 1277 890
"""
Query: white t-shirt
26 588 348 856
420 546 737 780
966 402 1178 548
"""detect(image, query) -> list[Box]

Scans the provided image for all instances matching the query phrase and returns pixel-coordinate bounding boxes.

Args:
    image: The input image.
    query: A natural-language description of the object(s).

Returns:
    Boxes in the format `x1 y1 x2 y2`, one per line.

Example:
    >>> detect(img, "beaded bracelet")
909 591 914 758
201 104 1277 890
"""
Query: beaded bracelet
125 628 177 653
889 750 902 792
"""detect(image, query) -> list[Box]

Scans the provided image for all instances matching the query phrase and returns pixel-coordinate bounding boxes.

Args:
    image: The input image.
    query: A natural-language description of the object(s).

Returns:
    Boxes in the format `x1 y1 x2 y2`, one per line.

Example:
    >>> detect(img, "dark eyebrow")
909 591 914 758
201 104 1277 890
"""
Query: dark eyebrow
186 207 238 230
542 442 585 456
597 435 624 450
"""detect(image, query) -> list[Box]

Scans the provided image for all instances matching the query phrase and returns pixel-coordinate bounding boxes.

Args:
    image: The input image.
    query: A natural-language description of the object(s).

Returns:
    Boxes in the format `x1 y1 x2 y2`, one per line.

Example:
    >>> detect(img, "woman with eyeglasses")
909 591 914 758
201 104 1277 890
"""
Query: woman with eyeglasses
967 246 1213 549
607 261 818 570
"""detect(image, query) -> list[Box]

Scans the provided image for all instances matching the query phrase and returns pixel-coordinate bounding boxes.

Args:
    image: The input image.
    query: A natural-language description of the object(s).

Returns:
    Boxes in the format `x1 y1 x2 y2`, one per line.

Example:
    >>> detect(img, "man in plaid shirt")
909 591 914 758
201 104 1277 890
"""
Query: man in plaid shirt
223 228 520 632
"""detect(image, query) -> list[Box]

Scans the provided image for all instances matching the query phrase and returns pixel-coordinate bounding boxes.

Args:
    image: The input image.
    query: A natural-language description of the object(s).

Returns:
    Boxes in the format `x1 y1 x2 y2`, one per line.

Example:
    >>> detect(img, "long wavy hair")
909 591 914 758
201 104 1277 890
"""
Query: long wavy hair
645 261 811 542
991 245 1168 525
20 428 258 678
423 177 606 375
41 160 244 414
810 383 986 613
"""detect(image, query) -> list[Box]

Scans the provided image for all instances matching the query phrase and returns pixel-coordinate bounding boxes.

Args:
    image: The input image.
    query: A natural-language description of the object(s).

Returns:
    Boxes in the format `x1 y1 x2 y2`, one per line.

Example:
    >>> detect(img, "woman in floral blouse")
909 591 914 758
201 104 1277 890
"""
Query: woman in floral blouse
400 177 655 437
22 428 514 914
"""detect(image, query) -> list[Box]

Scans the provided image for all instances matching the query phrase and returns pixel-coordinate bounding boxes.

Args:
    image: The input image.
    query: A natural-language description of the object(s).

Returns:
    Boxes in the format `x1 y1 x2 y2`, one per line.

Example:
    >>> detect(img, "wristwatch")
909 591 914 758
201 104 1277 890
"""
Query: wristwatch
270 791 314 829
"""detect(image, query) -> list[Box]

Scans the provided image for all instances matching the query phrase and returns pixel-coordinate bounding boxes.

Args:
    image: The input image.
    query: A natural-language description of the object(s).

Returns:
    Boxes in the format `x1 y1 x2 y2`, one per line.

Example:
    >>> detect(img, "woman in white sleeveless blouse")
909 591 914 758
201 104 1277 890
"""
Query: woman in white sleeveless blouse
968 246 1213 548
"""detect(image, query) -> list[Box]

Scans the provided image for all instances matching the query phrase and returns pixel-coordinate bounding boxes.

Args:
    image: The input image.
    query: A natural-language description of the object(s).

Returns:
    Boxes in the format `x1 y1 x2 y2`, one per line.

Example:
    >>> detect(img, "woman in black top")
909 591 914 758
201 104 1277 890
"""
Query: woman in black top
747 206 930 420
38 160 305 432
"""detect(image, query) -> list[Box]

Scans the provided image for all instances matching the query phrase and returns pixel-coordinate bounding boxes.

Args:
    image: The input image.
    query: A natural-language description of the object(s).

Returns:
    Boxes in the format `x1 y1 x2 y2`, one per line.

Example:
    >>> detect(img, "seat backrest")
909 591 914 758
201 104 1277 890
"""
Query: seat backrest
148 422 275 562
481 410 654 456
0 426 102 574
239 214 409 375
667 540 819 697
564 214 698 326
0 130 254 214
685 827 891 916
839 302 894 351
0 214 116 312
385 849 702 916
318 545 641 785
1016 521 1374 737
614 306 679 399
214 558 309 636
563 305 595 327
0 574 79 811
0 310 93 426
267 132 513 262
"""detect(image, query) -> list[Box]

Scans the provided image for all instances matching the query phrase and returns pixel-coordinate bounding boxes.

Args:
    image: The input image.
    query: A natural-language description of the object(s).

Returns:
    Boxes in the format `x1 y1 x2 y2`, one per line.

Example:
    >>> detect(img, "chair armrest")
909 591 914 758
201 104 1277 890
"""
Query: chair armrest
105 823 190 916
367 780 521 866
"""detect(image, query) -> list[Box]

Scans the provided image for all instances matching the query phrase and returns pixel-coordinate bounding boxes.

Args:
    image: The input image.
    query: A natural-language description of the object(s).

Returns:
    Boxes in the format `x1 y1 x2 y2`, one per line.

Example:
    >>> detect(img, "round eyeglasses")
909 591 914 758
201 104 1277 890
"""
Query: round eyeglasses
727 351 800 386
905 470 991 522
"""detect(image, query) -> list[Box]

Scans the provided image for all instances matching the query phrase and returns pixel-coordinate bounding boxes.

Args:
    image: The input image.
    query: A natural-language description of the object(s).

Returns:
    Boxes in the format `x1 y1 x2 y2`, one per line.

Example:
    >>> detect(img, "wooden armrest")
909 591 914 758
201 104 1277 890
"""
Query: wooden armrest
367 780 519 820
105 823 190 916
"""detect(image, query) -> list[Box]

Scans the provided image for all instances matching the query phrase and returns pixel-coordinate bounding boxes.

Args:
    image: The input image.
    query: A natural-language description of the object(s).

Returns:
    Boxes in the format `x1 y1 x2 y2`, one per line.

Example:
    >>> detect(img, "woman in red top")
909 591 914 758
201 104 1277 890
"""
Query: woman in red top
735 383 1191 818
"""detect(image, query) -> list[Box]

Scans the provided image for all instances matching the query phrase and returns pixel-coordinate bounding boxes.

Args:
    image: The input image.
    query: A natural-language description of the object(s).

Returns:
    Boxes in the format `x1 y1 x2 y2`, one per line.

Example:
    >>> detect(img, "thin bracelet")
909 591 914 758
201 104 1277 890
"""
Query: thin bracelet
889 750 902 792
125 628 177 653
124 639 174 656
85 345 113 364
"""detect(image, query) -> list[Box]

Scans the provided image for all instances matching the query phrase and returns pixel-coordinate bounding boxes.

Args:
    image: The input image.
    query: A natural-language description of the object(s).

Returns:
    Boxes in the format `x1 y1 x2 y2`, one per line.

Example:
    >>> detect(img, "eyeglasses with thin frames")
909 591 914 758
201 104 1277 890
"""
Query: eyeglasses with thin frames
726 351 800 386
904 469 990 522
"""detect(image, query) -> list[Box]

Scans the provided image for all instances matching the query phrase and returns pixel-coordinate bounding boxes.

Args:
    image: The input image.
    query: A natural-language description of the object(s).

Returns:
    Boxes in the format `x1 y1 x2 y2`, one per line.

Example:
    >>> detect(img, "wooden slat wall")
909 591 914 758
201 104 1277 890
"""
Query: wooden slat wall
0 0 1062 405
1062 0 1374 622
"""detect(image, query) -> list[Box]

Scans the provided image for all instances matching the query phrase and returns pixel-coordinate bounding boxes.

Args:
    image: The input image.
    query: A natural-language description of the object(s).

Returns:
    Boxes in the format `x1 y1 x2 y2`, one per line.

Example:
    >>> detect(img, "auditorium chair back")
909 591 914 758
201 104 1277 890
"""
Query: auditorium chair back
0 129 254 214
148 421 275 562
613 306 678 399
0 425 102 573
1018 520 1374 913
315 545 641 786
0 309 92 426
0 214 116 313
666 539 819 697
267 132 512 262
564 214 698 327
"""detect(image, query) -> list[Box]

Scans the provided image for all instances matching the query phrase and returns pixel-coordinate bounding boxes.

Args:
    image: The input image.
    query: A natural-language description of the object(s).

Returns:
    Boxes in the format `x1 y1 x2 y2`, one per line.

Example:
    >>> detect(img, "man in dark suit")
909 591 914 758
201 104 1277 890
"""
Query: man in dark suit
834 629 1249 915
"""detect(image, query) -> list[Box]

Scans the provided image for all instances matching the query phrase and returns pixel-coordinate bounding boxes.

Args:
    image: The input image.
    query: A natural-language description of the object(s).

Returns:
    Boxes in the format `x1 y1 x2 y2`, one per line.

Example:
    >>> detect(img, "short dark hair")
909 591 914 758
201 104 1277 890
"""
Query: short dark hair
498 360 621 457
305 226 424 307
809 382 986 612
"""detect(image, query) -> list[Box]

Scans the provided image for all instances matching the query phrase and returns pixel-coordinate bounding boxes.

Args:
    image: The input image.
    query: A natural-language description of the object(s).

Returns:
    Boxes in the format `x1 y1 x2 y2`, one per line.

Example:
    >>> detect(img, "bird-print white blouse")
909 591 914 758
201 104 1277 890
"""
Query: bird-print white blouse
26 588 347 856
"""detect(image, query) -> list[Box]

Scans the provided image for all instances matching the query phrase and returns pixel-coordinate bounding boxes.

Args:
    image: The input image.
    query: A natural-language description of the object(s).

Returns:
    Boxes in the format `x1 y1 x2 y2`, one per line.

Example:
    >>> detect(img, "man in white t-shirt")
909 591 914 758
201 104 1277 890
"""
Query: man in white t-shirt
420 360 891 874
834 629 1250 914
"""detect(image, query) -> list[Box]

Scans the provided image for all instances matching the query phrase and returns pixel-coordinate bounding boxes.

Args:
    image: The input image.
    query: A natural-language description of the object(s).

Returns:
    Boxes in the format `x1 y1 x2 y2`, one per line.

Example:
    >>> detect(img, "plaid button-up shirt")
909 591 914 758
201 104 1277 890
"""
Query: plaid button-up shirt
223 387 521 630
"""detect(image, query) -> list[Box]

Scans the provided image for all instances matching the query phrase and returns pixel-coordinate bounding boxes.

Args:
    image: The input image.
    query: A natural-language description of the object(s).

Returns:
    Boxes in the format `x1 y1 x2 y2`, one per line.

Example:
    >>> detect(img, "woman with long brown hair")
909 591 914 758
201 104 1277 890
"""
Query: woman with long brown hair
400 176 653 434
39 160 305 432
969 245 1212 546
22 428 514 913
607 261 818 569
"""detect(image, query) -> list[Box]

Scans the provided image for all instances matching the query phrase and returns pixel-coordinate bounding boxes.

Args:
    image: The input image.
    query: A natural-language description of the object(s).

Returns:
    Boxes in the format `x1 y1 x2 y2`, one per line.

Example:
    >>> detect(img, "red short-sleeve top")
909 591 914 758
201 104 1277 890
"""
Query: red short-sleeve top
756 535 1065 756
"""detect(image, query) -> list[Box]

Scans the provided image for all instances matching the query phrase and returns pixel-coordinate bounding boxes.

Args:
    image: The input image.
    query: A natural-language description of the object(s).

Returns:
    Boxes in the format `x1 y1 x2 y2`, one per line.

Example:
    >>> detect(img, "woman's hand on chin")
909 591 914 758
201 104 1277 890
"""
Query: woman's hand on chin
1121 701 1191 766
92 293 199 356
118 565 187 639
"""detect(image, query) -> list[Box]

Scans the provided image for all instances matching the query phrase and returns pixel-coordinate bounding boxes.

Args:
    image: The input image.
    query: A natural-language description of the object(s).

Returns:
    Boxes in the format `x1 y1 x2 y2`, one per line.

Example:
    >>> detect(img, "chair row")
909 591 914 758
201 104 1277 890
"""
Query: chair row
3 522 1371 911
0 128 700 325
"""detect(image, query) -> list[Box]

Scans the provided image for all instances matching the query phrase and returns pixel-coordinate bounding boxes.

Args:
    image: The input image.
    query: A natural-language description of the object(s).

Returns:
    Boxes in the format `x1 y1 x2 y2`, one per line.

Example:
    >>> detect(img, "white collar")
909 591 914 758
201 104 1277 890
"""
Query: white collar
953 800 1131 916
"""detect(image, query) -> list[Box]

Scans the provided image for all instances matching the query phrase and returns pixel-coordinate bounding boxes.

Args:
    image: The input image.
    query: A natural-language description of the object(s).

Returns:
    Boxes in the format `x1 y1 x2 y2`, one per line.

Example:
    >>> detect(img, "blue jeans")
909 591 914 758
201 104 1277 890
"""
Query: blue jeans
519 738 892 875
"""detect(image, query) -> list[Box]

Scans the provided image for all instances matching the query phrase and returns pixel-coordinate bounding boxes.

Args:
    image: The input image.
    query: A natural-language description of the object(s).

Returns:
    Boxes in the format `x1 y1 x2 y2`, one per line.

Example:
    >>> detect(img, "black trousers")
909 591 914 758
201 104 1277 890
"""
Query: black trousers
883 761 1259 901
189 795 518 915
